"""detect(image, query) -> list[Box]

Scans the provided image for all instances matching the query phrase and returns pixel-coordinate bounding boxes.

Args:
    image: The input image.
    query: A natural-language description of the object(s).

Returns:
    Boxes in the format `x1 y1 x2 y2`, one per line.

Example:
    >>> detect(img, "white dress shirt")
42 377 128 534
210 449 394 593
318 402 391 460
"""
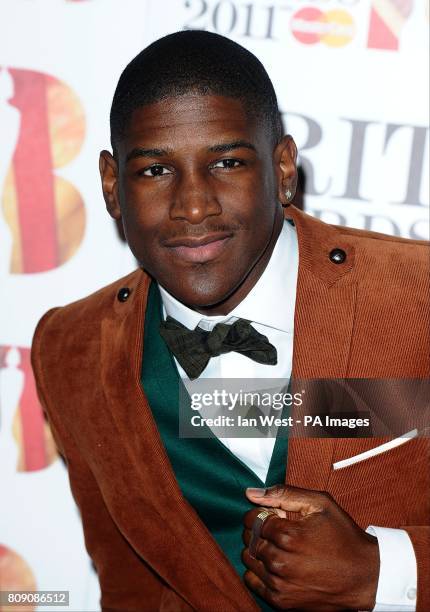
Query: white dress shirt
158 219 417 611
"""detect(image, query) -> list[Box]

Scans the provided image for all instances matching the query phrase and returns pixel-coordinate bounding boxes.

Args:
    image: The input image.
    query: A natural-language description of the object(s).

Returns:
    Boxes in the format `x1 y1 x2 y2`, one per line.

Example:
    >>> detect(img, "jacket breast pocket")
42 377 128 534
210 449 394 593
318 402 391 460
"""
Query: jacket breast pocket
332 429 418 470
327 436 430 500
326 434 430 524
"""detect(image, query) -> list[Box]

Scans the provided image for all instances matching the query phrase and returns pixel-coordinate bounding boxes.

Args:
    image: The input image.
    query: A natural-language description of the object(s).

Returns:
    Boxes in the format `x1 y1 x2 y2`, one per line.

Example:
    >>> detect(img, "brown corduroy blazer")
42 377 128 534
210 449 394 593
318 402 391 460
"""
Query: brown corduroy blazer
31 207 430 612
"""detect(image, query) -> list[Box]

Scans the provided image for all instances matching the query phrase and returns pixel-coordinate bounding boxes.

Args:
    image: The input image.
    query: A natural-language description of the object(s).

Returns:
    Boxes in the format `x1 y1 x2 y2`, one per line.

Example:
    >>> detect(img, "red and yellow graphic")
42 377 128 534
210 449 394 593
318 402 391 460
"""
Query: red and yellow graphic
367 0 413 50
1 68 86 274
0 545 37 612
291 7 355 47
0 346 58 472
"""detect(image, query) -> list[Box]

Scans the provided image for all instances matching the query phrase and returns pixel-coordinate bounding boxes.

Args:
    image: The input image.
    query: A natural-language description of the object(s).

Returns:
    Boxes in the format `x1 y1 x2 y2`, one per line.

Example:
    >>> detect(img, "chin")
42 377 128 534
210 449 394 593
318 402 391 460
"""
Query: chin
169 278 236 311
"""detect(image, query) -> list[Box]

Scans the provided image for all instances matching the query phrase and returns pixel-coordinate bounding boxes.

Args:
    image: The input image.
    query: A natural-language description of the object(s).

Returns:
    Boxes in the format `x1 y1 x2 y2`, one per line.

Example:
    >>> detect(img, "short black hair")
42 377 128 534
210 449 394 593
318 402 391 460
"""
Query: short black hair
110 30 283 155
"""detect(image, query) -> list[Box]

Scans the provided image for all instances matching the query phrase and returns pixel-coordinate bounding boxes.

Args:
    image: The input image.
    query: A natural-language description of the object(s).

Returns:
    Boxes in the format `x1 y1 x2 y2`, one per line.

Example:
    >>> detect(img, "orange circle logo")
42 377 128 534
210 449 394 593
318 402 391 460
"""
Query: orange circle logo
291 7 355 47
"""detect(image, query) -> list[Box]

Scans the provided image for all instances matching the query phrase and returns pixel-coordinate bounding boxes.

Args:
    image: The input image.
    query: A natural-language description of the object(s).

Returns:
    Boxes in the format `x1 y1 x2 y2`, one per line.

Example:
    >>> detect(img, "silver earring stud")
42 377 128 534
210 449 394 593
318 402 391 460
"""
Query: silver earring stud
285 189 292 200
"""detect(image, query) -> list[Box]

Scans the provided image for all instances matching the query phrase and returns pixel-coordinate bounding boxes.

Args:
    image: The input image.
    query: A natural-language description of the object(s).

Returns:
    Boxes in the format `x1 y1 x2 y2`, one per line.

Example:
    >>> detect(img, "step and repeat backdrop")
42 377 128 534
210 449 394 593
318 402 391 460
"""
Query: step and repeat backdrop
0 0 428 610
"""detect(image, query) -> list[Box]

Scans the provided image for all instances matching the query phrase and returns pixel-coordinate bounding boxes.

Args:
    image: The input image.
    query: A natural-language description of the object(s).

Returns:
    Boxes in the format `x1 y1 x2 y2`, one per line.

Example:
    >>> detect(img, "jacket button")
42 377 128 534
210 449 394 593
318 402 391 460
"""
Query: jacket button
117 287 131 302
329 248 346 264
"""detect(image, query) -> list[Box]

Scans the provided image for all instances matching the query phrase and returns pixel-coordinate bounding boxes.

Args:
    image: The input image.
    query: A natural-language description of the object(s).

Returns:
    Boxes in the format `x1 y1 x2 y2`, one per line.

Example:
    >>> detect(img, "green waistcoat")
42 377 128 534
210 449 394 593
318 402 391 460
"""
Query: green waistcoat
141 281 289 611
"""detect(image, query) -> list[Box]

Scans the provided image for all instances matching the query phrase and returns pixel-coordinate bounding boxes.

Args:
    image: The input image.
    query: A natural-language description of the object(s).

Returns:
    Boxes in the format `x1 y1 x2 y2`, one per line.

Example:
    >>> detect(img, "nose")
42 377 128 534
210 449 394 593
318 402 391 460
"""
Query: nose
169 169 222 224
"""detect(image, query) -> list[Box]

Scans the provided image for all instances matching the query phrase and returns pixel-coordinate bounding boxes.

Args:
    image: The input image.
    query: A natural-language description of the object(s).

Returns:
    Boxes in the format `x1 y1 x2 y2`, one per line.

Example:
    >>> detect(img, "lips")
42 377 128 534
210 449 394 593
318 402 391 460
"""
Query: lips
163 232 233 263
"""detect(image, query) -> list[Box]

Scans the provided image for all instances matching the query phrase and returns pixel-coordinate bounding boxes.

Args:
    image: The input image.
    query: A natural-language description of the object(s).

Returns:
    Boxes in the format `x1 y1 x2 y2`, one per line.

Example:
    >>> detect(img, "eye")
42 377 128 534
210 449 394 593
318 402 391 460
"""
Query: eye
211 158 244 169
139 164 172 177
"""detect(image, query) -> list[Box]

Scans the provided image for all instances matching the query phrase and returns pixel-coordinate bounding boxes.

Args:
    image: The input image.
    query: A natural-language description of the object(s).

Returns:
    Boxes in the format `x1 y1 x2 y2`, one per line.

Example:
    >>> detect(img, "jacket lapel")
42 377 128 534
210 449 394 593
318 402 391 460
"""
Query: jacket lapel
100 272 258 611
285 207 358 491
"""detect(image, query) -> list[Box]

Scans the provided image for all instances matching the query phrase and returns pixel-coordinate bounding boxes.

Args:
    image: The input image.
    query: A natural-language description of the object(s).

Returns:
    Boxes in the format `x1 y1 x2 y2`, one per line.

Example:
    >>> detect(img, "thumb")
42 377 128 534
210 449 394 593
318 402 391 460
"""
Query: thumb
246 484 326 516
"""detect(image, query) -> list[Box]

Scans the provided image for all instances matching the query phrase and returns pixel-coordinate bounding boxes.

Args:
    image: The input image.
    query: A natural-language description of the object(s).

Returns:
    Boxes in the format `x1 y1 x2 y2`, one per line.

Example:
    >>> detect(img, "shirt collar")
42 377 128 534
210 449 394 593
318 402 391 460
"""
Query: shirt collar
158 219 298 334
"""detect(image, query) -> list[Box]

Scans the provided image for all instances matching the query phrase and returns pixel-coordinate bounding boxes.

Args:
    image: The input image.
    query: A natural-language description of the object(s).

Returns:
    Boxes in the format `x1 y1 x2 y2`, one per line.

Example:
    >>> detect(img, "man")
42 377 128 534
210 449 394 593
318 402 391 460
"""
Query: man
31 31 429 611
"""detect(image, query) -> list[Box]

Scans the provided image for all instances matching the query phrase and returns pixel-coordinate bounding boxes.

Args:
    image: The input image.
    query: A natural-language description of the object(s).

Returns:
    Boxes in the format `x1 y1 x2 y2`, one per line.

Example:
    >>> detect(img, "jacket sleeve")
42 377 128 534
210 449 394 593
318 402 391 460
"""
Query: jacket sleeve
31 310 165 612
403 527 430 612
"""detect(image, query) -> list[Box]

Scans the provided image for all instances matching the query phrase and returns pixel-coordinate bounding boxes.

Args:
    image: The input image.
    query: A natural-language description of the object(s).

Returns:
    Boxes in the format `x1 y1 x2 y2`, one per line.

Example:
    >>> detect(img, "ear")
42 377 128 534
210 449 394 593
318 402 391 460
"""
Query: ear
99 150 121 219
274 135 298 207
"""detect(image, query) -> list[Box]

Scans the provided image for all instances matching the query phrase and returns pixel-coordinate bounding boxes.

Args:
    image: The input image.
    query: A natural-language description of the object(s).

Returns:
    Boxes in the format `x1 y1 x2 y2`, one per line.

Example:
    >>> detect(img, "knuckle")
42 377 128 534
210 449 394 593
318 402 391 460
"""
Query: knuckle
266 557 288 577
310 490 332 513
265 572 281 591
262 515 279 539
274 530 291 549
265 589 282 608
267 484 285 498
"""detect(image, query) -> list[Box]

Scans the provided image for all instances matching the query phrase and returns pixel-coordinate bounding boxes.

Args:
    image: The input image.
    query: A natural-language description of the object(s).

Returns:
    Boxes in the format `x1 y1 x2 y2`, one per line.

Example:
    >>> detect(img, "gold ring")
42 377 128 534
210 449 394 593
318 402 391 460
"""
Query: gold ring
249 509 277 559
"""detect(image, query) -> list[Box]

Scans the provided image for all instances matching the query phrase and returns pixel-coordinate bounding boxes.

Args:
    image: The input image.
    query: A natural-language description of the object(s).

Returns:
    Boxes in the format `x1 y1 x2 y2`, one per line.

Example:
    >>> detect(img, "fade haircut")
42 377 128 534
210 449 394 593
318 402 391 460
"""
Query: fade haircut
110 30 283 156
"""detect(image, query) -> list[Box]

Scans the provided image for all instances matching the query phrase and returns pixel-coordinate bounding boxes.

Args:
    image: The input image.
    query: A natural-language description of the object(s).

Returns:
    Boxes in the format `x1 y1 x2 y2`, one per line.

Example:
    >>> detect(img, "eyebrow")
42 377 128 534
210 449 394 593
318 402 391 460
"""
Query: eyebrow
125 140 256 163
125 147 171 163
208 140 256 153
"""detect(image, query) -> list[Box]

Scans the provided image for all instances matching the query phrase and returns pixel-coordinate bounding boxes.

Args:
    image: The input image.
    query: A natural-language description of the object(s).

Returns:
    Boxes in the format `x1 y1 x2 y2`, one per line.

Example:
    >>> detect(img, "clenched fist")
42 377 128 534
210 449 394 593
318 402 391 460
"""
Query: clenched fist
242 484 379 611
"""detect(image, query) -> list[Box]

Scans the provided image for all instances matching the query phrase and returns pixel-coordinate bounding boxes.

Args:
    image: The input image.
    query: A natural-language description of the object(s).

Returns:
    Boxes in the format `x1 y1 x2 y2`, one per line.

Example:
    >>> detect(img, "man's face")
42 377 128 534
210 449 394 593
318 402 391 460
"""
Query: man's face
100 93 296 314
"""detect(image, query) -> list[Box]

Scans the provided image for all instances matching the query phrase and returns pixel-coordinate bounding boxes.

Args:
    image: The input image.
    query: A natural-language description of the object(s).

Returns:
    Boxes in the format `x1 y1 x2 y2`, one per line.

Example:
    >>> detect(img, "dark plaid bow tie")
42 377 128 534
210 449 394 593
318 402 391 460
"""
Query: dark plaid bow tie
159 316 277 379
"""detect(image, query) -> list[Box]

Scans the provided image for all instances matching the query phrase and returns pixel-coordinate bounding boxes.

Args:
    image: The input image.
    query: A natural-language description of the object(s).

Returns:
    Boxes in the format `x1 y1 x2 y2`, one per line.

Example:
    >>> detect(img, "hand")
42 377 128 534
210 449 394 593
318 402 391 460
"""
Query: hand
242 484 380 611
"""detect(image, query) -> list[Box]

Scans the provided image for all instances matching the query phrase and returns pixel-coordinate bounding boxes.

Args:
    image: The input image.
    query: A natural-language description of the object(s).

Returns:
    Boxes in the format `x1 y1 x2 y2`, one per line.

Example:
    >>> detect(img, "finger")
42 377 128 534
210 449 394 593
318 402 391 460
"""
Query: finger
243 542 291 579
253 540 292 577
244 511 298 553
244 570 274 605
244 507 284 531
242 546 269 581
249 509 280 558
244 508 299 537
243 570 285 609
246 484 327 516
243 519 297 554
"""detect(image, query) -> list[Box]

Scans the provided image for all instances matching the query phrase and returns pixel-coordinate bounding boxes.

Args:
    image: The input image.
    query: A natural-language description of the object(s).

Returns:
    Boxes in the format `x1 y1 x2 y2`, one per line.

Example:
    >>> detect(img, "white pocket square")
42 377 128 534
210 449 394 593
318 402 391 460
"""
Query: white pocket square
332 429 418 470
